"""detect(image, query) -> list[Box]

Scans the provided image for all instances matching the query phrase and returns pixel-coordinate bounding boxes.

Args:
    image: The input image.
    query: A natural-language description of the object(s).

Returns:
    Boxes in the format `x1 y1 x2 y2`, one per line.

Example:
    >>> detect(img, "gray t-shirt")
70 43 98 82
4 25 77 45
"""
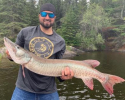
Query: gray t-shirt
15 26 66 94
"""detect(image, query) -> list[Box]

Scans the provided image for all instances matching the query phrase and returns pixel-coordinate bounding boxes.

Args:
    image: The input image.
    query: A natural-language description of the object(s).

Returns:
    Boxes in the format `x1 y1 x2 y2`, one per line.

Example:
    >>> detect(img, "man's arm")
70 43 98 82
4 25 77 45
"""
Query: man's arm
56 45 74 81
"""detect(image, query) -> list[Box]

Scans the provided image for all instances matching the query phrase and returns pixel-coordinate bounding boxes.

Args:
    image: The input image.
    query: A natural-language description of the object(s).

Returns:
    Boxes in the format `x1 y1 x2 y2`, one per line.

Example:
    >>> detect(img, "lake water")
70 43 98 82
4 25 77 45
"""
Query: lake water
0 51 125 100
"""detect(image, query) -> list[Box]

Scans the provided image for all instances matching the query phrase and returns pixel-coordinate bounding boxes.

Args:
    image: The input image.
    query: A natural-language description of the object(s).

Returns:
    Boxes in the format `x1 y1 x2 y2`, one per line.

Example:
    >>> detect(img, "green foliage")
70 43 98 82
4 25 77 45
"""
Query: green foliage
0 0 38 45
80 3 111 32
57 6 81 47
121 33 125 36
111 24 125 48
79 3 110 50
0 0 124 51
93 0 124 19
0 53 2 58
66 46 72 51
0 53 2 62
26 0 39 26
76 32 104 50
79 3 109 50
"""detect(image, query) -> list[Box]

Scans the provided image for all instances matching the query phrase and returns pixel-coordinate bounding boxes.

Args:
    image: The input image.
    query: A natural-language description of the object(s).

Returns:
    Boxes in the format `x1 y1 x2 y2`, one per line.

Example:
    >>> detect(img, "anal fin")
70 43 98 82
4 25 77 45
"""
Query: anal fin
82 77 94 90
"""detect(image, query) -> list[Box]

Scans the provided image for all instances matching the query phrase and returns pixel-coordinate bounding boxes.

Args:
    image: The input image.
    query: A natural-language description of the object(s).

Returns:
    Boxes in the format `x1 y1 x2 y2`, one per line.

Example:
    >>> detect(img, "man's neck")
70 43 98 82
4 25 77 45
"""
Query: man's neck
40 25 53 35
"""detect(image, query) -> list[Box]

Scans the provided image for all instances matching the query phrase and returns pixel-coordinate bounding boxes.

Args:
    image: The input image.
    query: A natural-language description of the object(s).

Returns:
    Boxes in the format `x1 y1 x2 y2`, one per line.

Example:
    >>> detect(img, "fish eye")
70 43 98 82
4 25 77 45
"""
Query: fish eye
16 46 20 49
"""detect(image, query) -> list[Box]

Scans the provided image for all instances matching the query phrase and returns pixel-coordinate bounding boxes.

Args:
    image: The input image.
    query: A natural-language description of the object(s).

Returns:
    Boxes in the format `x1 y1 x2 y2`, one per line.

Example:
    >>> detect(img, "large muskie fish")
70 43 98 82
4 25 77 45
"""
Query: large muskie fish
4 37 125 95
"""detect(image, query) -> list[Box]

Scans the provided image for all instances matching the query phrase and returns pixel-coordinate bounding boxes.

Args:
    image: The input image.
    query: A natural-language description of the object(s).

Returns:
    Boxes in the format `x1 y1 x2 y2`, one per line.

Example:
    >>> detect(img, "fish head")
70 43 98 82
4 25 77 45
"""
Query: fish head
4 37 31 65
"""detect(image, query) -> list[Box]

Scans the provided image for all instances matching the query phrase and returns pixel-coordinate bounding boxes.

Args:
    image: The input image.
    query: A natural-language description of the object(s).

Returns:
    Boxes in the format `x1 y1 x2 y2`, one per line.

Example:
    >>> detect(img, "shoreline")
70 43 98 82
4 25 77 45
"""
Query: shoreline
1 46 125 59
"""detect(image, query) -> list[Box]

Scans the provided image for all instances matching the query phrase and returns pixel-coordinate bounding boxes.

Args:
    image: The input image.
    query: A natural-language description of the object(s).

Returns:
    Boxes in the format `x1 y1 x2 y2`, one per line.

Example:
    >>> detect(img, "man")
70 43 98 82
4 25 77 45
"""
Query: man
7 3 74 100
6 3 100 100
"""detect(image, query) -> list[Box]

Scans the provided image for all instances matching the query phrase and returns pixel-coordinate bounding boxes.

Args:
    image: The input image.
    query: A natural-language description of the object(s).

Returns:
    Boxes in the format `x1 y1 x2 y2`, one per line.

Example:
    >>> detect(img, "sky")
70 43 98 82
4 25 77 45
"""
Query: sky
86 0 90 3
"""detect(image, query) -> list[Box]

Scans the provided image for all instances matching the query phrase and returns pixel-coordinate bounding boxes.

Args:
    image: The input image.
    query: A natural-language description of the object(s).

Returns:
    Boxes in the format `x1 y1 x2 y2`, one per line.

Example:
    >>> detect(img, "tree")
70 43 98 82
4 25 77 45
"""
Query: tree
0 0 28 45
57 6 80 46
0 0 39 46
26 0 39 26
79 3 111 50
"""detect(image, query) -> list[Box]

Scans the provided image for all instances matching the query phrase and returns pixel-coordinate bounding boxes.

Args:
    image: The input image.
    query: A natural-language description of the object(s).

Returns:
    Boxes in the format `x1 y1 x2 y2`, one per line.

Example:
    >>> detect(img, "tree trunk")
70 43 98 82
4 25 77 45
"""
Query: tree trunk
121 0 125 20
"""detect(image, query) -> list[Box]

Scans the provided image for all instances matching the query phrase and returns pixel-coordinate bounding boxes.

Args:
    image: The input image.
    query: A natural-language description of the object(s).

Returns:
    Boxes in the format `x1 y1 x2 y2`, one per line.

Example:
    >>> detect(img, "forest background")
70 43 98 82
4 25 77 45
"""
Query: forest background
0 0 125 51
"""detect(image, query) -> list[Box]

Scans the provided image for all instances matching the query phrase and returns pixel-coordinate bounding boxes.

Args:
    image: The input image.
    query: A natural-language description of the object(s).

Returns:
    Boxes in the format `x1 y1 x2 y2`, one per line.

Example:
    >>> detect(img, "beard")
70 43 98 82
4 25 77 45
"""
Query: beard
40 19 54 29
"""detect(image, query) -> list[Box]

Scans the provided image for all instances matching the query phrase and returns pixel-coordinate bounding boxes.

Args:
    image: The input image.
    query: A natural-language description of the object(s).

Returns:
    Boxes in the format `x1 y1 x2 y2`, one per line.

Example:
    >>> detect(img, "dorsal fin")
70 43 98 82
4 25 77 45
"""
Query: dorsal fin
82 60 100 68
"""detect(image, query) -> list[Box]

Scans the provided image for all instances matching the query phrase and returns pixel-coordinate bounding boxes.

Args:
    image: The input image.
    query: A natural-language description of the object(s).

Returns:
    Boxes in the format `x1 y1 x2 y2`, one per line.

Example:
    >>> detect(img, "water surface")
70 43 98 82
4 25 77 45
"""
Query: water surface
0 51 125 100
58 51 125 100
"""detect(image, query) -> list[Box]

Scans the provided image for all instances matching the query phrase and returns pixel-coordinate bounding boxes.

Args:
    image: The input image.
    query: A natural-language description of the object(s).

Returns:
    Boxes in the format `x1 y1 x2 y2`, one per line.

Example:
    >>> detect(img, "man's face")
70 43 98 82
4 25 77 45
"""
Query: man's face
39 11 56 29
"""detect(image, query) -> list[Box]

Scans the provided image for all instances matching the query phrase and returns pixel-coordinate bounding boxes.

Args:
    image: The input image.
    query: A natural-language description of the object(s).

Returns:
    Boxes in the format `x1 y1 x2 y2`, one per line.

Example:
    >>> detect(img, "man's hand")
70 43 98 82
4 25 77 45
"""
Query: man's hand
60 60 100 80
60 67 74 80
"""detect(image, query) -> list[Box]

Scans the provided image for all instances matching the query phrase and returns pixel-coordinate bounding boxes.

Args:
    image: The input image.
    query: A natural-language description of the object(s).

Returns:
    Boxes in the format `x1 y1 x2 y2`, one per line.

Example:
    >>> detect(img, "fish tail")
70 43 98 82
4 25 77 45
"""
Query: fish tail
102 75 125 95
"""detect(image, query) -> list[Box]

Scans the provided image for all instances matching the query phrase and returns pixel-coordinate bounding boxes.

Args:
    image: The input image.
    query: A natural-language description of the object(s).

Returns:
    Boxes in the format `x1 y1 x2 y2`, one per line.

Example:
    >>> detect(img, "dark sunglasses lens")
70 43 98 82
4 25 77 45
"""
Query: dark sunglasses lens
41 12 55 18
41 12 47 17
48 13 55 18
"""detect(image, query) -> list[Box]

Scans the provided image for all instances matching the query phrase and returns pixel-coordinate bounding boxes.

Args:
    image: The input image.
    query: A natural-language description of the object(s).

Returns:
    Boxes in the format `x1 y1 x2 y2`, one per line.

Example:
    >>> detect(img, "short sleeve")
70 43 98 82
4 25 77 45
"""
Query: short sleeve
55 45 66 59
16 29 25 47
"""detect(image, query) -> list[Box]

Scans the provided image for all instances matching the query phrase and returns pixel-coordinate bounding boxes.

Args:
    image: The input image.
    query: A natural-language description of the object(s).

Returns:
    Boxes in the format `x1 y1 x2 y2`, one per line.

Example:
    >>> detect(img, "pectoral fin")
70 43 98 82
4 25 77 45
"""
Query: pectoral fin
22 65 25 78
82 77 94 90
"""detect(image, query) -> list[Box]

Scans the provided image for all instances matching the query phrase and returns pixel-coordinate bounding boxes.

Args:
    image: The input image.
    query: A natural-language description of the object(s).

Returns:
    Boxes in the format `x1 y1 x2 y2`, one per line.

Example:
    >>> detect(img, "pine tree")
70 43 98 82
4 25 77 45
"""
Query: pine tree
26 0 39 26
0 0 28 40
57 6 80 46
0 0 39 46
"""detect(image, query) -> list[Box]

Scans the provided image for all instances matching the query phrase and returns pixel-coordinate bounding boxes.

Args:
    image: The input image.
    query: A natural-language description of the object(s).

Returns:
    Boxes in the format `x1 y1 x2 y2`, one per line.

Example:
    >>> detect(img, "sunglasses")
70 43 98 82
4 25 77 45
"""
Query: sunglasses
40 12 55 18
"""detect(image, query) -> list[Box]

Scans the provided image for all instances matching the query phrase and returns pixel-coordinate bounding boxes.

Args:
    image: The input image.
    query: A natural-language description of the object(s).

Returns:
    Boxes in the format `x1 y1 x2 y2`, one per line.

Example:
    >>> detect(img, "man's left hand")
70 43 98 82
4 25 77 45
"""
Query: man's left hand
60 67 74 80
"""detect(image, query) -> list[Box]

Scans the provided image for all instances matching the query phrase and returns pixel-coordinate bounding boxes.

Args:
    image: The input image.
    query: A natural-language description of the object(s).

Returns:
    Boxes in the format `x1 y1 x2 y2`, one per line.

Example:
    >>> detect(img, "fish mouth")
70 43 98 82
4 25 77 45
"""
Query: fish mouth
4 37 7 43
4 37 12 44
4 37 9 47
4 37 12 46
4 37 15 47
4 37 17 52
